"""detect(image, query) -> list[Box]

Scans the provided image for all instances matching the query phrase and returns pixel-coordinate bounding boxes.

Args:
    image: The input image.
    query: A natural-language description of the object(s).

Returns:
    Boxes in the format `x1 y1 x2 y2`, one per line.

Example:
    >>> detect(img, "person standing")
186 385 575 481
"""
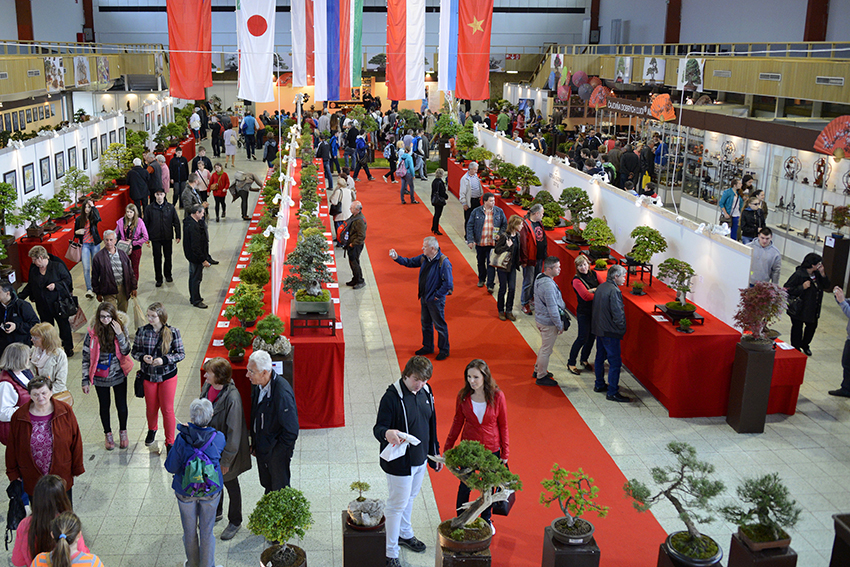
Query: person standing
397 142 417 204
389 237 453 360
156 154 171 196
191 146 214 174
493 215 522 321
181 173 208 218
592 265 631 402
144 188 181 288
373 356 443 567
316 133 334 190
639 139 656 190
247 350 299 493
533 256 568 386
740 195 766 245
567 255 599 375
430 169 448 235
0 344 35 446
169 147 190 208
383 136 399 184
195 160 212 204
719 178 744 240
29 512 103 567
115 204 149 280
240 111 258 160
331 169 355 240
209 163 230 222
0 281 38 356
145 152 163 201
183 205 211 309
127 157 150 213
519 204 546 315
262 134 278 169
747 228 781 286
223 123 237 169
352 134 374 181
458 162 483 229
19 247 74 356
784 253 830 356
466 193 507 294
345 201 367 290
618 145 640 190
189 107 202 140
210 115 223 158
73 198 102 299
345 121 360 169
233 171 262 221
29 323 69 394
91 230 137 313
132 302 185 452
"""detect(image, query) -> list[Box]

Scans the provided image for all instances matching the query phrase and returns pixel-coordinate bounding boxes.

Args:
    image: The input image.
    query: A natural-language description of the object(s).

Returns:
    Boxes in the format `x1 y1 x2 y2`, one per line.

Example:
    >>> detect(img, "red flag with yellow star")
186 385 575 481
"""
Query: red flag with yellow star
456 0 492 100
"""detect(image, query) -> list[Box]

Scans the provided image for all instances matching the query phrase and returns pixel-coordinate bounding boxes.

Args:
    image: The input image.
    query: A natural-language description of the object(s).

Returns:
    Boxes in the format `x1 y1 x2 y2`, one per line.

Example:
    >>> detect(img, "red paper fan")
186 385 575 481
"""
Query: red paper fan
814 116 850 162
650 94 676 122
589 76 602 89
588 85 611 109
571 71 588 88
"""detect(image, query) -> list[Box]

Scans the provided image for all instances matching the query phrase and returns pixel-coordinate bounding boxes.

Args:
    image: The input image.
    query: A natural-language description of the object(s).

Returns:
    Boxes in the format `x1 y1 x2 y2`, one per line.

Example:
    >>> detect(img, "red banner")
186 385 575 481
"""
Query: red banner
456 0 493 101
167 0 212 100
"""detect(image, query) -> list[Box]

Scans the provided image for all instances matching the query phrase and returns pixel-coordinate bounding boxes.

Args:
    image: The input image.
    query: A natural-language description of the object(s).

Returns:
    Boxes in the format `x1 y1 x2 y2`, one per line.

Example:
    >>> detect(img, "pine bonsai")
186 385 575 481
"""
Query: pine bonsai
252 314 291 356
282 232 334 301
347 481 385 527
515 165 541 195
629 226 667 265
720 473 801 543
733 282 788 342
657 258 696 309
7 195 48 231
683 59 702 90
540 466 608 533
559 187 593 227
248 487 313 565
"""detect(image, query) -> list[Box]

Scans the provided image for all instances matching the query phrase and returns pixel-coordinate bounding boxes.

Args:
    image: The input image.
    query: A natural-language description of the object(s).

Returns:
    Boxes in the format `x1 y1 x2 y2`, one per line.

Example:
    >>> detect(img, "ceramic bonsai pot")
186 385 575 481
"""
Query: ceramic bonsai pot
550 517 595 546
294 299 332 315
663 531 723 566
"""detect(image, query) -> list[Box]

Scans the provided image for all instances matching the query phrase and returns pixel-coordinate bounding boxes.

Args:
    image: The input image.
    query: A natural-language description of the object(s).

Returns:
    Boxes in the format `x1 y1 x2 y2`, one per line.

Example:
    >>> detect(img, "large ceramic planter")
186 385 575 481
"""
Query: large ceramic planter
587 246 610 261
550 517 595 546
665 303 697 319
260 544 307 567
437 520 492 553
294 299 332 315
664 531 723 566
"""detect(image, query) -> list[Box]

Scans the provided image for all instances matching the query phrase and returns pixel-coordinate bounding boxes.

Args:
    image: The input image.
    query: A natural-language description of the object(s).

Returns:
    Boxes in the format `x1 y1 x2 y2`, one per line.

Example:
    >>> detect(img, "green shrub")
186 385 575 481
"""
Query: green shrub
240 262 271 287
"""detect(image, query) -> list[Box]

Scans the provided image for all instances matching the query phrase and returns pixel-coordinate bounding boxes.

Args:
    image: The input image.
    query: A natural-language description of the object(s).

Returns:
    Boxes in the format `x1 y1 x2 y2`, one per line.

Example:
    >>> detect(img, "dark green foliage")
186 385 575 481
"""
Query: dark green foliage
223 326 253 357
254 314 286 346
240 262 270 287
559 187 593 226
248 487 313 554
720 473 801 542
283 233 333 298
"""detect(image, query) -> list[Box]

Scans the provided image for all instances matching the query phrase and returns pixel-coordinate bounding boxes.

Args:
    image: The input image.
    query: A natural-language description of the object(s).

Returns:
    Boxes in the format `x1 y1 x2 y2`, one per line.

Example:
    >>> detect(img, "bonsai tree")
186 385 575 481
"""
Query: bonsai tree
657 258 696 309
252 314 292 356
42 196 67 226
247 487 313 567
532 190 555 207
540 466 609 536
629 226 668 264
465 147 493 165
223 283 265 326
124 130 149 161
497 161 518 190
0 182 18 233
282 232 334 302
559 187 593 227
100 143 133 183
678 318 692 332
542 202 564 224
624 441 726 560
833 206 850 232
346 106 378 133
240 261 271 287
646 57 660 83
397 109 422 131
720 473 801 544
347 481 386 528
455 121 478 158
631 281 646 295
515 165 541 196
7 195 48 232
247 232 273 256
582 218 616 251
433 112 461 139
223 326 253 360
594 258 608 271
732 282 787 342
61 167 91 207
682 58 702 90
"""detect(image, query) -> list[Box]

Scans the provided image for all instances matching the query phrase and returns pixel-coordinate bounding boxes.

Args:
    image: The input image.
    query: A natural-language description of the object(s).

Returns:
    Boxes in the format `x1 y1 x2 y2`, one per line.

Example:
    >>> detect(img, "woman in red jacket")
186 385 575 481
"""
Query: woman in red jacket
443 359 509 530
209 162 230 222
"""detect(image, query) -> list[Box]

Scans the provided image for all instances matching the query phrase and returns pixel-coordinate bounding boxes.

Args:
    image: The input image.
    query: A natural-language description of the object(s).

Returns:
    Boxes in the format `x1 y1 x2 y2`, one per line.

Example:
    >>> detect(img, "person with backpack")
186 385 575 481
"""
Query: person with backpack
165 398 225 567
331 168 355 242
330 130 342 175
352 134 375 181
262 133 278 169
382 137 398 183
396 141 417 204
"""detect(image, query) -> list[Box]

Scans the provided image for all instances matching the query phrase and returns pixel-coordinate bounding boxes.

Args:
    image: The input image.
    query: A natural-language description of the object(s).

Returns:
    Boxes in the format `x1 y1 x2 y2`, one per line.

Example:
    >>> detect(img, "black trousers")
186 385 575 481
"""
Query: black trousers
36 305 73 354
431 205 444 232
348 244 364 284
789 316 818 350
456 450 499 524
214 196 226 219
257 443 294 493
475 245 495 288
95 379 128 434
463 197 481 232
188 262 204 305
352 158 372 180
216 477 243 526
239 192 249 218
150 240 173 284
245 135 256 159
133 197 147 216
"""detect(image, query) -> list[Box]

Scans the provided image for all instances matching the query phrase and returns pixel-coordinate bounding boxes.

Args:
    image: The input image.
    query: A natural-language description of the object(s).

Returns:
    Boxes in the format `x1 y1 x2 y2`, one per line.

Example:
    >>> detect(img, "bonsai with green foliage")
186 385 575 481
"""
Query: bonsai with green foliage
240 261 271 287
100 143 133 183
347 481 386 528
252 314 291 356
657 258 696 310
61 167 90 207
624 441 726 560
559 187 594 227
542 202 564 224
397 109 422 132
223 326 253 359
248 487 313 567
247 232 273 256
540 466 609 537
594 258 608 270
629 226 668 265
433 112 461 139
515 165 541 196
532 190 555 207
497 161 518 190
465 146 494 165
42 196 67 225
223 283 265 326
283 232 334 302
720 473 801 544
678 318 692 331
346 106 378 133
583 218 616 251
124 130 149 161
7 195 48 232
456 121 478 158
542 217 556 230
0 182 18 233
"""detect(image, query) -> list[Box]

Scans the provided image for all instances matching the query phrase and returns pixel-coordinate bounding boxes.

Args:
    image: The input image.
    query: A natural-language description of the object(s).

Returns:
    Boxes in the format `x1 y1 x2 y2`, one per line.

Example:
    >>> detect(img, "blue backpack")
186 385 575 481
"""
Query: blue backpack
180 436 220 497
383 143 393 159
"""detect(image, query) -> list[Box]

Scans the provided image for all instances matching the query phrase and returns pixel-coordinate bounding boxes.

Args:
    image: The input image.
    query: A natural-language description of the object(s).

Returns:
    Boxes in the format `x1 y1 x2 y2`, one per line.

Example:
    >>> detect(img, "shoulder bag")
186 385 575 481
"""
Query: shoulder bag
65 241 82 264
489 248 511 270
56 283 79 319
52 389 74 407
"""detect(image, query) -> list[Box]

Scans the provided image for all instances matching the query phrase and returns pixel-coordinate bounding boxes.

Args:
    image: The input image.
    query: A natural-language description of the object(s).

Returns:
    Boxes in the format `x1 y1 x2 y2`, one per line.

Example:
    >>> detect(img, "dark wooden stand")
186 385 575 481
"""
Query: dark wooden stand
341 511 385 567
653 304 705 326
822 236 850 291
831 514 850 567
727 343 776 433
271 352 294 387
436 545 491 567
290 300 336 336
728 533 796 567
541 527 600 567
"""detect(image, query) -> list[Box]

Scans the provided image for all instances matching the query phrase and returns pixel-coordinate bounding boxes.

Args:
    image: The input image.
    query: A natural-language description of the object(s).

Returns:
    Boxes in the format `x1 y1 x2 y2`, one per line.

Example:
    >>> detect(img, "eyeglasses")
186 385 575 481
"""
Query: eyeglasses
99 314 112 321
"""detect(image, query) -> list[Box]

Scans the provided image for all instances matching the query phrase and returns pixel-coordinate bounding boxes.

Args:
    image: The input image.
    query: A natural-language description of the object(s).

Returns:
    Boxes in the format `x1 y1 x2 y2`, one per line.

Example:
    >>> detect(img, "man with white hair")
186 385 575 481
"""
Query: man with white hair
247 350 299 492
127 157 150 214
458 161 483 229
91 229 137 312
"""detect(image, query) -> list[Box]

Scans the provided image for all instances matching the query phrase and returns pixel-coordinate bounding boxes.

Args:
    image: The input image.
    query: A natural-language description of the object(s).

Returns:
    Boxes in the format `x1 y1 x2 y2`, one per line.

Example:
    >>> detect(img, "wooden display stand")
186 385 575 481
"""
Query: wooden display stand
435 545 491 567
727 343 776 434
831 514 850 567
341 511 385 567
822 237 850 291
728 533 796 567
541 527 600 567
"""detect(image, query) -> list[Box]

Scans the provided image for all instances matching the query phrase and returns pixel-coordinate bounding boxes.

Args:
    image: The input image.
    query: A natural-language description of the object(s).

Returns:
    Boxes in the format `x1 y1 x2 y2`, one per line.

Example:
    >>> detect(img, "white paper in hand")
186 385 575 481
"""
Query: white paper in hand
380 432 421 462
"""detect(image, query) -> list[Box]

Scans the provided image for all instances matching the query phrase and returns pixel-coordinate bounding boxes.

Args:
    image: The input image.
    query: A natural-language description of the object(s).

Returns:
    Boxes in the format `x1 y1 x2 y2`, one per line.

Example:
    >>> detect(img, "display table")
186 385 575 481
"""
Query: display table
15 186 131 281
202 160 345 429
164 137 196 166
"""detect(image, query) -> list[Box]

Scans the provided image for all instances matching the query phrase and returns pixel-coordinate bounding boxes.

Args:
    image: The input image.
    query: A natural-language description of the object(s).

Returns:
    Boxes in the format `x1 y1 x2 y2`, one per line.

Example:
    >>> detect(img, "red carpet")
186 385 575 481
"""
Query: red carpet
358 172 667 566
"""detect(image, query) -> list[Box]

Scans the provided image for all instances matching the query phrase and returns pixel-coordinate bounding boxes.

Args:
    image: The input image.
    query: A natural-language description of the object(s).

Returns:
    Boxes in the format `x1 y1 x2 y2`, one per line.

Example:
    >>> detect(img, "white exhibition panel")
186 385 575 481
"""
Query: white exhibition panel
1 112 125 238
475 128 752 327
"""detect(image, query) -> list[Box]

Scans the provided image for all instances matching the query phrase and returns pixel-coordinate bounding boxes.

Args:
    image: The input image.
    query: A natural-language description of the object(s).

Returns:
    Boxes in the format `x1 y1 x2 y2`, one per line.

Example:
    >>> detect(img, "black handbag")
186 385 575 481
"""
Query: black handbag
491 488 516 517
134 372 145 398
56 289 79 319
329 201 342 216
5 479 26 550
786 295 803 318
559 307 572 331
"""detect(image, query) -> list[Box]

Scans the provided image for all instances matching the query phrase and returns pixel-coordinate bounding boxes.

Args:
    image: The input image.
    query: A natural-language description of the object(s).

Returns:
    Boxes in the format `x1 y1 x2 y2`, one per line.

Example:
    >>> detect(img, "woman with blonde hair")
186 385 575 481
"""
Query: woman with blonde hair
30 511 103 567
115 203 149 278
30 323 69 394
19 245 75 356
0 343 34 445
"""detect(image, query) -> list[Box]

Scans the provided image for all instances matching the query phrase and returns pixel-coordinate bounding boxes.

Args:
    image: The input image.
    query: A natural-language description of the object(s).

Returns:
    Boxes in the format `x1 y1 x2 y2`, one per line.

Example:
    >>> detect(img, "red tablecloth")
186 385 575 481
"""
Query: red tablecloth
164 137 196 166
15 186 131 282
447 157 465 200
202 160 346 429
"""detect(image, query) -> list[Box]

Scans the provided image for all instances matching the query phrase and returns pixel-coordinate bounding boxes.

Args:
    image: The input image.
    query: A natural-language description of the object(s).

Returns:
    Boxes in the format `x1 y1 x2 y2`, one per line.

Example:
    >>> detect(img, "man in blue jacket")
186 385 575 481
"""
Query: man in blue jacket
240 111 258 160
465 192 507 293
389 237 453 360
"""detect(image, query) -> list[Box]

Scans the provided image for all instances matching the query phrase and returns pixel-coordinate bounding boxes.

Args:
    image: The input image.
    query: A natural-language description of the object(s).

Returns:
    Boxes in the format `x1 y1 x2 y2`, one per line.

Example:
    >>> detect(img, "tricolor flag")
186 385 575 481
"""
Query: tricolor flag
237 0 275 102
386 0 425 101
291 0 315 87
313 0 364 101
438 0 493 100
167 0 212 100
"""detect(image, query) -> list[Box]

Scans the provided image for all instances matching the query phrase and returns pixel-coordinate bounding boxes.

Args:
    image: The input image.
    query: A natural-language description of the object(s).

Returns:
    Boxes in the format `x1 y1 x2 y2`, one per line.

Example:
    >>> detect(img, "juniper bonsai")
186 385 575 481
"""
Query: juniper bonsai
657 258 696 308
559 186 593 227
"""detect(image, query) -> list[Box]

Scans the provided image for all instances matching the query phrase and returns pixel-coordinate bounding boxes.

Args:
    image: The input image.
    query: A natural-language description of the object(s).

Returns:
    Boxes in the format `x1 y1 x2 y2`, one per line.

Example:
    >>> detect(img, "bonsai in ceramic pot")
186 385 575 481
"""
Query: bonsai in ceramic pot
627 225 667 266
346 481 386 530
559 186 593 230
540 466 609 546
624 441 726 566
248 487 313 567
631 281 646 296
283 232 334 314
720 472 801 552
657 258 697 318
252 314 292 358
583 217 616 260
515 165 541 197
732 282 787 351
7 195 48 238
60 167 90 211
223 326 253 363
223 283 265 328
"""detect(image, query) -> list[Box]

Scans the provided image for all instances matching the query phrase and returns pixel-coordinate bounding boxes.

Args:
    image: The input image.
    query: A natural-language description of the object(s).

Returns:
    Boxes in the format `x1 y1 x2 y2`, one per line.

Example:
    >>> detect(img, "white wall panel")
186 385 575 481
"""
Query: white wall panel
32 0 85 43
680 0 808 44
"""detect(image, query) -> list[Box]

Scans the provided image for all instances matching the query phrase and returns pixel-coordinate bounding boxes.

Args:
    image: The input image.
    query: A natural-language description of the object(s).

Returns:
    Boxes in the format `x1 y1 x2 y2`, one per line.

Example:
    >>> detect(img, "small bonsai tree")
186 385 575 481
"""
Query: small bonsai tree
497 161 518 190
515 165 541 196
345 106 378 133
282 232 334 302
542 202 564 224
624 441 726 559
433 112 461 139
542 217 556 230
42 196 67 224
679 318 692 330
531 190 555 207
833 206 850 231
631 281 646 294
223 283 265 326
629 226 668 264
720 473 801 543
657 258 696 309
733 282 788 342
100 143 133 182
540 466 609 532
583 218 616 250
61 167 90 207
594 258 608 270
240 261 271 287
252 314 291 356
347 481 385 527
351 481 370 501
248 487 313 566
223 326 253 359
559 187 594 227
7 195 48 231
397 109 422 132
465 147 494 164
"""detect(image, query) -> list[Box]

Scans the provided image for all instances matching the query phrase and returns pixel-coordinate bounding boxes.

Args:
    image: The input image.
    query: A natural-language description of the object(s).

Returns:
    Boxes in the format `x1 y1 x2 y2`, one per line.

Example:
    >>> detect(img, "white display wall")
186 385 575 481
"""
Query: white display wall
1 112 125 238
476 127 752 326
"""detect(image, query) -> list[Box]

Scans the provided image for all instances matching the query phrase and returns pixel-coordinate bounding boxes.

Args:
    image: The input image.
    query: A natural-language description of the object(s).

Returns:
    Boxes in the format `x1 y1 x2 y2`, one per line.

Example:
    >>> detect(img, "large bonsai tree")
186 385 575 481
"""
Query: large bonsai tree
657 258 696 307
559 186 594 227
732 282 788 341
582 218 616 249
629 226 668 264
282 232 334 300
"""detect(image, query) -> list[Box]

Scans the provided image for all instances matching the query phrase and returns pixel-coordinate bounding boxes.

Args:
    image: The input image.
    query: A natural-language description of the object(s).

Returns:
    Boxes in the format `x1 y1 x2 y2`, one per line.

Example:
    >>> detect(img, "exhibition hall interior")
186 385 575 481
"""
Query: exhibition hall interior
0 1 849 566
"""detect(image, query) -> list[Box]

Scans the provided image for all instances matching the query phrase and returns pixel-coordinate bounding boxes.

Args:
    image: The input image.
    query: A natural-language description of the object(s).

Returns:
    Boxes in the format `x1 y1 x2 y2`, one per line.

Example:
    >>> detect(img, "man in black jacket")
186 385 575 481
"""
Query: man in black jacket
191 146 213 174
345 201 367 290
316 133 333 190
0 279 39 354
639 140 656 191
591 265 631 403
144 188 181 288
248 350 298 493
127 158 150 213
169 148 190 208
182 205 210 309
373 356 442 565
619 145 641 190
345 122 359 169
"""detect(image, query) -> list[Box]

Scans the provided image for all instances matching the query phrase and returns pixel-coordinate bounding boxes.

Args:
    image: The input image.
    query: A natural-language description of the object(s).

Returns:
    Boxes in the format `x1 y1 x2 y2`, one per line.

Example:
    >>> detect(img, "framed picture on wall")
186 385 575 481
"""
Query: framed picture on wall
82 148 88 170
22 163 35 194
39 106 45 120
68 146 77 170
100 133 107 155
90 138 98 161
26 109 32 123
109 130 116 144
156 113 161 127
12 112 18 131
119 127 125 144
3 171 16 189
50 104 55 117
39 157 51 186
55 152 65 179
18 111 24 127
145 112 151 131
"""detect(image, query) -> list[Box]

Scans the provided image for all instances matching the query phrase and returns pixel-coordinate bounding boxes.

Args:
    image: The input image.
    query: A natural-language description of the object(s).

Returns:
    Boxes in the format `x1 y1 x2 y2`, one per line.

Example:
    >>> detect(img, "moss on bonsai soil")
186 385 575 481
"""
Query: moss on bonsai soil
295 289 331 302
553 517 592 537
740 523 789 543
665 301 696 312
669 532 720 560
439 518 491 542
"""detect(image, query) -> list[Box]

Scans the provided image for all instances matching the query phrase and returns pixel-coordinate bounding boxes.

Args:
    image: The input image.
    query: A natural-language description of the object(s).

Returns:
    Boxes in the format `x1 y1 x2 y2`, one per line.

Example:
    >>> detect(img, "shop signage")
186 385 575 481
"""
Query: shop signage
606 97 653 117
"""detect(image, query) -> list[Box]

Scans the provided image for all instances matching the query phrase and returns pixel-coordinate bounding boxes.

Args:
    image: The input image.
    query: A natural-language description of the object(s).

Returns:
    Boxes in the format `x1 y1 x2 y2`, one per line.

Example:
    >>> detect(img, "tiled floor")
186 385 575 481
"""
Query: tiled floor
3 157 849 567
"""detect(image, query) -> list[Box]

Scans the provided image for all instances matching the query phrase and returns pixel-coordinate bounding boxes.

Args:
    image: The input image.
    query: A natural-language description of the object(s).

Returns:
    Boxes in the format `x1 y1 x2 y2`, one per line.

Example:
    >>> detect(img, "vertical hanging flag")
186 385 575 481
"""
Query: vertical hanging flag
313 0 363 101
438 0 492 100
291 0 315 87
167 0 212 100
352 0 363 88
437 0 458 93
237 0 275 102
386 0 425 102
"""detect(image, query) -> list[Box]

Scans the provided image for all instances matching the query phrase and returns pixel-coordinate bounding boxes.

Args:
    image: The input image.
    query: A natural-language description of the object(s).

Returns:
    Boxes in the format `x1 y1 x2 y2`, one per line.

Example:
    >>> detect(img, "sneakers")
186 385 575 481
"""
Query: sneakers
220 523 241 540
85 290 95 299
535 373 558 386
398 536 426 553
521 303 533 315
145 430 156 446
105 432 115 451
119 430 129 449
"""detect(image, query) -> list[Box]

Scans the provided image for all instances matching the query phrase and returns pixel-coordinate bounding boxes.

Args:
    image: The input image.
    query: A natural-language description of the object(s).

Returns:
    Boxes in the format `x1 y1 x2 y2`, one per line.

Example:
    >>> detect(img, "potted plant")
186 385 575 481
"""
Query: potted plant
624 441 726 566
541 216 556 231
627 226 668 265
0 181 17 236
657 258 697 318
582 218 616 260
223 282 265 328
248 487 313 567
431 440 521 552
60 167 91 210
559 187 593 232
346 481 385 530
515 165 541 197
100 143 133 184
240 261 271 287
252 314 292 358
223 326 253 363
720 472 801 553
732 282 787 351
833 206 849 237
433 112 461 169
465 146 493 168
455 121 478 161
594 258 608 272
540 466 609 546
283 232 334 314
519 193 534 210
677 318 694 334
7 195 48 238
631 281 646 296
40 196 67 233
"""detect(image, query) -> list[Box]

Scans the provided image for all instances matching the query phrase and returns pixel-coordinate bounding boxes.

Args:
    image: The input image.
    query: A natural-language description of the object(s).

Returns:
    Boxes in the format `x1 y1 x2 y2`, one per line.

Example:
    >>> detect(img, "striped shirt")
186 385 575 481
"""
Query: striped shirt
33 551 104 566
108 250 123 285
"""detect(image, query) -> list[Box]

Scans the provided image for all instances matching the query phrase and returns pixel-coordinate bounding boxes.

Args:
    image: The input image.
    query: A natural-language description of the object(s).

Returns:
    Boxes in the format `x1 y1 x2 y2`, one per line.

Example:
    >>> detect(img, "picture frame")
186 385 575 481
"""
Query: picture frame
3 170 16 189
55 151 65 179
39 156 51 186
10 112 16 132
68 146 77 170
23 163 36 194
90 138 98 161
82 148 88 170
18 110 25 128
156 113 161 127
119 127 125 144
50 103 55 117
109 130 116 144
39 106 45 120
100 133 107 155
4 114 10 132
26 109 32 123
145 112 151 131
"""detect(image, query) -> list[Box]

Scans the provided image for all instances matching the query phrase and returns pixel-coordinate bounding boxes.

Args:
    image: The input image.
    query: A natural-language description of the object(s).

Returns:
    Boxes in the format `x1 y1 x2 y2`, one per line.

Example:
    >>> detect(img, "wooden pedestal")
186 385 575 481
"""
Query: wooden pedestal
541 527 600 567
341 511 385 567
822 237 850 291
728 533 796 567
727 343 776 434
831 513 850 567
435 544 491 567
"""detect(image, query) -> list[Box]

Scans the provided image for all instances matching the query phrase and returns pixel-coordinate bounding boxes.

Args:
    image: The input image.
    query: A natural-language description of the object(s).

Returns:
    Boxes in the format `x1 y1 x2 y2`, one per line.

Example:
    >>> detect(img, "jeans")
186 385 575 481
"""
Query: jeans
496 268 517 313
245 134 256 159
150 240 173 284
385 464 427 559
330 156 341 174
143 376 177 445
413 154 425 178
535 324 559 377
400 173 415 203
421 297 449 354
521 260 543 306
475 245 495 288
384 159 397 182
353 156 372 180
789 316 818 350
322 159 333 189
81 242 101 292
95 379 128 433
188 262 204 305
348 244 364 284
568 312 595 366
344 147 355 169
730 216 740 240
595 336 622 396
216 478 242 526
173 181 186 207
463 197 481 231
177 492 221 567
741 235 754 245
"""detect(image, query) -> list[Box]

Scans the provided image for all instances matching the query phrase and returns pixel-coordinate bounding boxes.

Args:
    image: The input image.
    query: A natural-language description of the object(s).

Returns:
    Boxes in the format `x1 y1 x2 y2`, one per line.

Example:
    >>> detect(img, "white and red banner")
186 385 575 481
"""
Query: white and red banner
291 0 315 87
386 0 425 101
237 0 275 102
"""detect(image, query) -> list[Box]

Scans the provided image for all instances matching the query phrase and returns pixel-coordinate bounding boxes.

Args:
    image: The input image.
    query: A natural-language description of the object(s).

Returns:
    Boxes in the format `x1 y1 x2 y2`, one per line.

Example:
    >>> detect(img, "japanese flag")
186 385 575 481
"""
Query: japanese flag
237 0 275 102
